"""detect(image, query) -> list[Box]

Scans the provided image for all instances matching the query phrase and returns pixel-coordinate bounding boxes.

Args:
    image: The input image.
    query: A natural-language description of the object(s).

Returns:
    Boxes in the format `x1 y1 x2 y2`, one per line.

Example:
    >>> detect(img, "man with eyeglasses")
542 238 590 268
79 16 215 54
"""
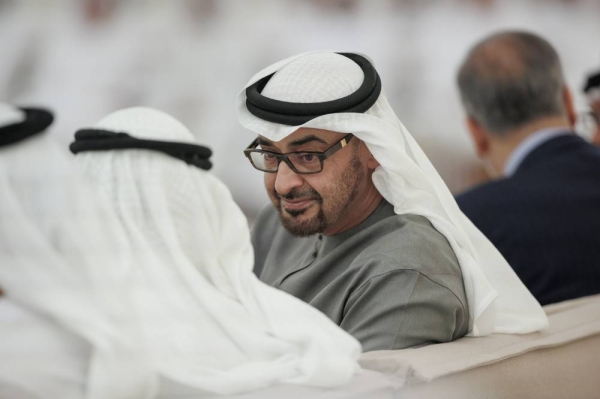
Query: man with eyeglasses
244 132 376 238
237 52 549 352
583 70 600 145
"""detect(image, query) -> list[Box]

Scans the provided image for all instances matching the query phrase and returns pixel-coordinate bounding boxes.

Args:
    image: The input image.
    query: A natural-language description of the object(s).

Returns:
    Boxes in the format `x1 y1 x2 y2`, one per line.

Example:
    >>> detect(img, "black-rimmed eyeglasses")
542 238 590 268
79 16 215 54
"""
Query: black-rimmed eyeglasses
244 134 353 174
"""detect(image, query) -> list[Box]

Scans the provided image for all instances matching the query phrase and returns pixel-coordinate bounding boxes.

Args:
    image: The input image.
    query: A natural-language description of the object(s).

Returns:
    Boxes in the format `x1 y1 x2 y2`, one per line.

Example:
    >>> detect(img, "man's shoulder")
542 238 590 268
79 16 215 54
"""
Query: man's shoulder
455 177 522 219
352 213 463 281
456 177 513 203
345 213 469 333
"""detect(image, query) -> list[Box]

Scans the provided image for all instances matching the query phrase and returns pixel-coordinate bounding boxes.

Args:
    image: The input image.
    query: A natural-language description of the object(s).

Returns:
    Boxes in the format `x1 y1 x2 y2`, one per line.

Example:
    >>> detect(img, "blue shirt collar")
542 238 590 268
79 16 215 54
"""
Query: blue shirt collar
503 128 572 177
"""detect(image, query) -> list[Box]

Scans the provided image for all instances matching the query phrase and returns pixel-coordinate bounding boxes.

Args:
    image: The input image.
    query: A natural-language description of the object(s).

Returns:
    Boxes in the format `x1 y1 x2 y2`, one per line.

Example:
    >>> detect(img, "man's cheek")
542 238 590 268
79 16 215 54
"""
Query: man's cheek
264 175 276 196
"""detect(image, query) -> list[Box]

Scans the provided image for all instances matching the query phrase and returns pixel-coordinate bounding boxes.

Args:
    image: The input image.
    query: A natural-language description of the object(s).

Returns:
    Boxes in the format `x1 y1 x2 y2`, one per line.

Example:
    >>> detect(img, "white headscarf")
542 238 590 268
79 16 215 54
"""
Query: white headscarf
73 107 361 396
0 103 25 126
0 104 155 399
237 52 549 336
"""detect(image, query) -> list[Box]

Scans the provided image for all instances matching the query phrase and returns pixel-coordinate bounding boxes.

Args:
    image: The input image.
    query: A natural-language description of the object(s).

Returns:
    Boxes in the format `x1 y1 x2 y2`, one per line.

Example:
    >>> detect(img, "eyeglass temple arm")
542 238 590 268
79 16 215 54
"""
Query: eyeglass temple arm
323 134 353 158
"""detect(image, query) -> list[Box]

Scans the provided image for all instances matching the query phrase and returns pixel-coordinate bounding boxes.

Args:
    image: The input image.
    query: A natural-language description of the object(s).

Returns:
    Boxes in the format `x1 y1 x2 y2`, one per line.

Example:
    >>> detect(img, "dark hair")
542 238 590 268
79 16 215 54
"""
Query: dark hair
457 31 566 136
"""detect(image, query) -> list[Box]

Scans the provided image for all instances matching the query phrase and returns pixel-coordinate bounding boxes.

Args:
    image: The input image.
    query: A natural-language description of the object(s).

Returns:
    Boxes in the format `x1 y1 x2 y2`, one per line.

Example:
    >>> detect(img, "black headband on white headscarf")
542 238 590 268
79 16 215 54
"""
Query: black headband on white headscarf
70 128 213 170
0 105 53 147
246 53 381 126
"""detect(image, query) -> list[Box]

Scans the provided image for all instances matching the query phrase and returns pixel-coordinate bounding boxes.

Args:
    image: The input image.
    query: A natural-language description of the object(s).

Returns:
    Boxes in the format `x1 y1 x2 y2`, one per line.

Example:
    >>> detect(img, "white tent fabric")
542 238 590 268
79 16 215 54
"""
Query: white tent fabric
0 105 156 399
237 52 549 336
73 107 361 396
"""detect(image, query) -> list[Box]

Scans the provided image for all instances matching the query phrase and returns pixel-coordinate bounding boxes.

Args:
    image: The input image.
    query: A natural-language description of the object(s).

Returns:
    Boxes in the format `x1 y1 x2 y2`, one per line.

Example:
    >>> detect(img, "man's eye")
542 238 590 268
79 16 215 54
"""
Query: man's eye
294 154 319 165
264 153 276 160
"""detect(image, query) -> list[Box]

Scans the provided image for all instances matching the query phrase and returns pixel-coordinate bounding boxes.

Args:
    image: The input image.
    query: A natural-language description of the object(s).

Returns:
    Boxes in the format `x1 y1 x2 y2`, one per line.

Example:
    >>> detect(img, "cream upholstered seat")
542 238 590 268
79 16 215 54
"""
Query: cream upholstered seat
359 294 600 399
206 294 600 399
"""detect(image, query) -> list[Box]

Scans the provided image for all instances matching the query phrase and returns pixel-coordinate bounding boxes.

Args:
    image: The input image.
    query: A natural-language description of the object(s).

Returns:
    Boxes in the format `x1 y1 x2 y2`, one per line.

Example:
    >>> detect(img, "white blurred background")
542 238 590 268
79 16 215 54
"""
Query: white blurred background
1 0 599 222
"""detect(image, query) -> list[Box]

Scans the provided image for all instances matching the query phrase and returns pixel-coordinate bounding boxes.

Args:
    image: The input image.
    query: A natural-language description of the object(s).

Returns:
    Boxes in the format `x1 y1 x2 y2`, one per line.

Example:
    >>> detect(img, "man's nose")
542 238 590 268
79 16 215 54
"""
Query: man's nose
274 161 305 196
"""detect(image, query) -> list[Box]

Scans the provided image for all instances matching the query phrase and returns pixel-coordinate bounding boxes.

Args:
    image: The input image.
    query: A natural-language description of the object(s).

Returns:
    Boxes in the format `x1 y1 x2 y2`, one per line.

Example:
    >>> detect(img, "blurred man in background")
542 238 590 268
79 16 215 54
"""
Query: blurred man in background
456 31 600 305
583 69 600 145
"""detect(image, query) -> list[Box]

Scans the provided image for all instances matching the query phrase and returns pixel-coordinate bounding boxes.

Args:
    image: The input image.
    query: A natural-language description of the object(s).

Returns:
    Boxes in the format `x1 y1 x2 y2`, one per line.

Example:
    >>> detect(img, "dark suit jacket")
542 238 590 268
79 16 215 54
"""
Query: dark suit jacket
456 133 600 305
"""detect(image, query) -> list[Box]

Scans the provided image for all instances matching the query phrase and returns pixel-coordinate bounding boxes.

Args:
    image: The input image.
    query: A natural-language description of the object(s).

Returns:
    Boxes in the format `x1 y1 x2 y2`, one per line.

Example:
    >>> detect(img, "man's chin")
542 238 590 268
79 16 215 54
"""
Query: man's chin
279 207 324 237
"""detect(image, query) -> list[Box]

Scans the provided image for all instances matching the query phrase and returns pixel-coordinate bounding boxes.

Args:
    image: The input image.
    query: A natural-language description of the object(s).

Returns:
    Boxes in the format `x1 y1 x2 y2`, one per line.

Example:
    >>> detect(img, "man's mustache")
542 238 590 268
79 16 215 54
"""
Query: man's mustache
277 187 322 202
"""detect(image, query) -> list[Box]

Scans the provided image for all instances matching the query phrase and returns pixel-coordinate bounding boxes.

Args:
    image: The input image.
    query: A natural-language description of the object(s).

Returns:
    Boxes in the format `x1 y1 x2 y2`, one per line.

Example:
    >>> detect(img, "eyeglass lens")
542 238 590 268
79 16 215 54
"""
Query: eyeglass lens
249 152 322 173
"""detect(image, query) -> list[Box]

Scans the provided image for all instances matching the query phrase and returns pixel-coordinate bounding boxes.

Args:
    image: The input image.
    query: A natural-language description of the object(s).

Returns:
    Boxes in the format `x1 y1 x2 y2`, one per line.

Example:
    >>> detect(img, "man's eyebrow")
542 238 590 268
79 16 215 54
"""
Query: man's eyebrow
288 135 328 147
257 137 275 147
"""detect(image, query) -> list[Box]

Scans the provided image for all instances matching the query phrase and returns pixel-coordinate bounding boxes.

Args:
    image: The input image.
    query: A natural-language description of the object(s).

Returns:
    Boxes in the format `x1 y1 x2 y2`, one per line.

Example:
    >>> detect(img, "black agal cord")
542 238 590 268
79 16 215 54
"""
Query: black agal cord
0 108 53 147
70 129 213 171
245 53 382 126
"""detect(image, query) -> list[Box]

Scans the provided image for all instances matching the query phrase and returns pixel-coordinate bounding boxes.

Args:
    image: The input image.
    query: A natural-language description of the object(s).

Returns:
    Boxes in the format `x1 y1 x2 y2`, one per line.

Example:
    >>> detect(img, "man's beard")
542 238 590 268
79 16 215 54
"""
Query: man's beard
267 158 363 237
273 186 326 237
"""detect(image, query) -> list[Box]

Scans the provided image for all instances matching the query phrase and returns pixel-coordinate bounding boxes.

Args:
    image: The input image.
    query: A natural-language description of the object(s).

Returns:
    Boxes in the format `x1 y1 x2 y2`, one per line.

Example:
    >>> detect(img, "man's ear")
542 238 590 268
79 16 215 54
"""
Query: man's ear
366 155 380 170
592 129 600 146
562 86 577 127
466 116 490 159
358 140 380 170
591 100 600 146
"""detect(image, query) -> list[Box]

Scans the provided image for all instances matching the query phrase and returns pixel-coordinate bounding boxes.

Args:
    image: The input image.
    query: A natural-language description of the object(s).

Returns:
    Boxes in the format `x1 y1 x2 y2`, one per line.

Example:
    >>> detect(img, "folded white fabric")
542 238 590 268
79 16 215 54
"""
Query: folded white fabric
0 104 155 399
0 299 89 399
237 52 549 336
74 107 361 396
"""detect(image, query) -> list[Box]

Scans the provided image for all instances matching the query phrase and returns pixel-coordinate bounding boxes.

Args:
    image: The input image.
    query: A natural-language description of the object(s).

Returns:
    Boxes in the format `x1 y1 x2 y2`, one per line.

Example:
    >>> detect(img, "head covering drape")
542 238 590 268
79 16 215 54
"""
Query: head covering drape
73 107 361 396
0 104 155 399
237 52 548 336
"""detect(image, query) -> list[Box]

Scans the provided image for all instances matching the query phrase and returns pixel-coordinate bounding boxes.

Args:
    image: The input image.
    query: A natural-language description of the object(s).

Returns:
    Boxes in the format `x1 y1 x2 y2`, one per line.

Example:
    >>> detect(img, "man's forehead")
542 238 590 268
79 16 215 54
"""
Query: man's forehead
258 128 346 147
